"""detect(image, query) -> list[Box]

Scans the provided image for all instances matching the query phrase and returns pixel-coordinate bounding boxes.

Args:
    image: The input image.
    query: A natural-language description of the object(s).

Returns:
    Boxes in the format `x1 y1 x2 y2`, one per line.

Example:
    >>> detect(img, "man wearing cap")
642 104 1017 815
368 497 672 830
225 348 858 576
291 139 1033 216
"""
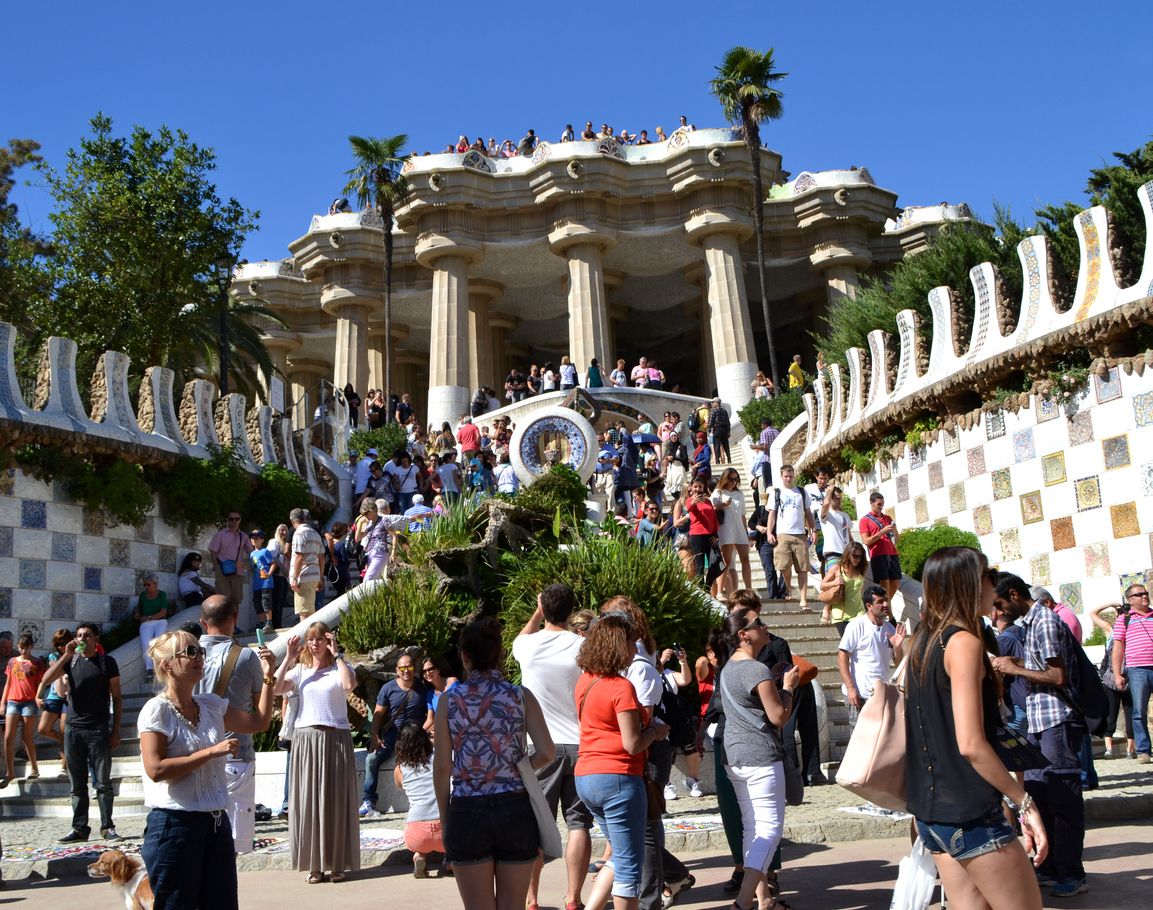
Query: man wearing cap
403 494 437 532
248 530 277 633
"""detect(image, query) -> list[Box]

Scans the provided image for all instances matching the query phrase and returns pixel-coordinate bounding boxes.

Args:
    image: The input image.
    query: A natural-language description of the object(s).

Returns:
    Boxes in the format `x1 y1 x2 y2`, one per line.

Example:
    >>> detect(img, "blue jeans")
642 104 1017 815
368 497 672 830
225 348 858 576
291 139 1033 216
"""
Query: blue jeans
1025 721 1086 883
916 805 1016 861
576 774 647 899
1127 666 1153 755
63 726 113 833
142 807 237 910
362 729 398 803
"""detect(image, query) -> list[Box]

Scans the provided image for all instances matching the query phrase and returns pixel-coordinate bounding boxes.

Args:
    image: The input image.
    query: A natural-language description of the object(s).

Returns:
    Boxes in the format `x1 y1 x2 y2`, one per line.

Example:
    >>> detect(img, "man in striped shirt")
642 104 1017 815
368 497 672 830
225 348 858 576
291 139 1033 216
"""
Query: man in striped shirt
1111 582 1153 763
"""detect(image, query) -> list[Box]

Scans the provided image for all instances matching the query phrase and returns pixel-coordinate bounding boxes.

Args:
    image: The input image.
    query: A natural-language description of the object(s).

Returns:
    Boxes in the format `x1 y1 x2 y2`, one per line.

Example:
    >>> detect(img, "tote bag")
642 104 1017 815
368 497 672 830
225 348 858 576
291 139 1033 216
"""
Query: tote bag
835 658 908 812
517 690 564 858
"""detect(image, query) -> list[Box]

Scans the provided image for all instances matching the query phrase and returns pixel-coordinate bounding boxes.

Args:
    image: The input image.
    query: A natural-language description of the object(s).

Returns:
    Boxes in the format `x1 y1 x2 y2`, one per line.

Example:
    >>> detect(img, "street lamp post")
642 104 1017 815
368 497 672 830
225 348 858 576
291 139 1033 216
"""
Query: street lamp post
213 256 234 397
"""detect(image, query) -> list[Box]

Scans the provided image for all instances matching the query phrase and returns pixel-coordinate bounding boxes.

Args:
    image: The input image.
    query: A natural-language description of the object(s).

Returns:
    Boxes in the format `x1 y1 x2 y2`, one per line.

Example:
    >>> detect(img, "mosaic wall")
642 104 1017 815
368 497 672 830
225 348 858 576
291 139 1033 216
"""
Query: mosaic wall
851 366 1153 625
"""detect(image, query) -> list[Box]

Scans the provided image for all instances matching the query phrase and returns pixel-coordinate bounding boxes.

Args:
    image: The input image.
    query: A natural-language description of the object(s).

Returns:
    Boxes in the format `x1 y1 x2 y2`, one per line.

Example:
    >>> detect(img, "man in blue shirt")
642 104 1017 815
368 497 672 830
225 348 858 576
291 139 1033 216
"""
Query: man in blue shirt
403 494 437 532
361 653 432 817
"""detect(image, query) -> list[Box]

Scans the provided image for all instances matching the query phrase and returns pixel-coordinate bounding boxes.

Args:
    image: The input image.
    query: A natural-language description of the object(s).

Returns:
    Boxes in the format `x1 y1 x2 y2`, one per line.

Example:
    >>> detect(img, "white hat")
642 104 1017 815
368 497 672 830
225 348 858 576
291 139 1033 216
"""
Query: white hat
412 494 425 505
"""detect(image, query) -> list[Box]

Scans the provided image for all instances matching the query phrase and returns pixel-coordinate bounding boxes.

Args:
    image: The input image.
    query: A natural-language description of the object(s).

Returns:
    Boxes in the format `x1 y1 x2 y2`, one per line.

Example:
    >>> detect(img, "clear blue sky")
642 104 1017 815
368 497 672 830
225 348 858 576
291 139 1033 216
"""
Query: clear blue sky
5 1 1150 263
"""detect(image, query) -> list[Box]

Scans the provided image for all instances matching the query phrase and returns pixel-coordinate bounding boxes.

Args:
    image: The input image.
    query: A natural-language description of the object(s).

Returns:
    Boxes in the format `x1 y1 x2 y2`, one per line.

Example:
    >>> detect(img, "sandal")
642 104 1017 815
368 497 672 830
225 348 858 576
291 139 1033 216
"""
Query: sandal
306 872 325 884
330 872 346 883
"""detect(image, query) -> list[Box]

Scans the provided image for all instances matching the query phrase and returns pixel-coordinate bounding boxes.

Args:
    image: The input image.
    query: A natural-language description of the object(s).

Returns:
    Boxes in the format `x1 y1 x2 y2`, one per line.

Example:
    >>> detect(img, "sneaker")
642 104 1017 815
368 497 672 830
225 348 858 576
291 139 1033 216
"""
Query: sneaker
262 623 275 634
1137 753 1151 764
686 778 703 798
663 783 678 801
358 799 376 818
1035 873 1056 888
413 855 428 878
59 829 90 843
662 873 695 909
100 827 122 842
1051 878 1089 897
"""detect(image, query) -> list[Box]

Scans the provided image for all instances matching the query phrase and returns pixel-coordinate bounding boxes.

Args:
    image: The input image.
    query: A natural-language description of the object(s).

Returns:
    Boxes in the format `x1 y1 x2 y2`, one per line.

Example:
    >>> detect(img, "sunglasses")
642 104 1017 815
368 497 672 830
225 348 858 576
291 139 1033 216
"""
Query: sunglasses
422 666 437 675
174 645 207 660
396 665 415 673
1130 591 1150 599
743 618 765 631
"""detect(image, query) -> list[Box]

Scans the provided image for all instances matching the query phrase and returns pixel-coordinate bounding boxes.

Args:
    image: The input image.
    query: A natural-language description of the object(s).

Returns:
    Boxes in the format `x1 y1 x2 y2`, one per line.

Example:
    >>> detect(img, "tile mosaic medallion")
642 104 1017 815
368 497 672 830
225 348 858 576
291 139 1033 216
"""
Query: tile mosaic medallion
973 505 993 536
21 500 47 530
1119 571 1149 597
1042 452 1067 486
880 459 892 481
1102 434 1131 470
1013 429 1035 463
1075 475 1102 512
1143 462 1153 497
1000 528 1022 561
944 430 961 456
83 567 102 592
914 495 929 525
967 446 987 478
1059 581 1083 613
109 538 131 568
1095 367 1122 404
1085 542 1112 578
110 595 132 622
1030 554 1052 586
896 475 910 503
82 508 105 537
910 446 926 469
19 559 46 588
985 410 1006 440
928 462 944 490
1020 491 1045 525
51 532 76 562
1134 391 1153 428
51 592 75 621
1037 396 1060 423
1051 516 1076 551
949 482 967 514
1068 409 1094 446
991 468 1013 501
1111 502 1140 539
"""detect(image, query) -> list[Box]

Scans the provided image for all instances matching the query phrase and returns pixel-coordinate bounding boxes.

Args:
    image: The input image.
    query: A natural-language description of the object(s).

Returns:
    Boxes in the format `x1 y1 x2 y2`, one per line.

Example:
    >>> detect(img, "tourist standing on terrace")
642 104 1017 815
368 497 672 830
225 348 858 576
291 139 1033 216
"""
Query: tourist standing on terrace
787 355 804 390
610 358 628 387
208 510 253 628
907 551 1047 909
586 357 605 388
518 129 537 156
1110 581 1153 762
859 491 901 603
561 124 575 142
560 354 579 390
708 398 731 465
765 465 816 611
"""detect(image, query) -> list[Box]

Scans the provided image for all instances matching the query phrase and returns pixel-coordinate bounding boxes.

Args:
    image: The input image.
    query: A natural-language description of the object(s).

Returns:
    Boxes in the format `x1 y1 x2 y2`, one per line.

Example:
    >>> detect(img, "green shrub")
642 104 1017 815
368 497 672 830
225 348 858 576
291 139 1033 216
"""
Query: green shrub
248 463 311 537
399 497 485 566
149 444 251 538
737 388 806 438
349 424 409 461
499 536 720 680
1083 626 1106 648
840 446 876 476
15 446 153 527
511 464 588 522
896 526 981 581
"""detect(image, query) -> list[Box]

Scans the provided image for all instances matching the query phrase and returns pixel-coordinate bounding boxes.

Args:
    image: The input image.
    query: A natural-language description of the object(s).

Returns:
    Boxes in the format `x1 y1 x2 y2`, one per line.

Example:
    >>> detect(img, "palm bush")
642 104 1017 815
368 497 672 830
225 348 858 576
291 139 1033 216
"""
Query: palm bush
399 497 485 565
737 388 805 438
509 464 588 521
338 569 476 657
896 526 981 581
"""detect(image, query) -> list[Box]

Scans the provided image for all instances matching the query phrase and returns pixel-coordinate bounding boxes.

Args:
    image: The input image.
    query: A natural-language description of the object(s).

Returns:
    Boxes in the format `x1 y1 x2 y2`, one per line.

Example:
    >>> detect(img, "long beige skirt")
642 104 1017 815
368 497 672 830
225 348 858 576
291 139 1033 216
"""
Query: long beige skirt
289 725 361 873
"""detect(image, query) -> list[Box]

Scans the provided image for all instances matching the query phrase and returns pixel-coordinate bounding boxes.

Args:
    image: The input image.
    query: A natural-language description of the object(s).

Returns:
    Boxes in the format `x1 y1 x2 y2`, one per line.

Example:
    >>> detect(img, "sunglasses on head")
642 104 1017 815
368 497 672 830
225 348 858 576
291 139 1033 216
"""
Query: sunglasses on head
174 645 207 660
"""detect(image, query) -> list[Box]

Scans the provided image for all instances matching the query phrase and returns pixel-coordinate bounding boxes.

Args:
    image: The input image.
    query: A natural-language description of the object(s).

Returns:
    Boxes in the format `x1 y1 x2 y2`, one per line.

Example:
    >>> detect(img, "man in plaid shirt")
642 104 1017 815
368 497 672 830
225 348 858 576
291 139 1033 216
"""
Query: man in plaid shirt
991 573 1087 898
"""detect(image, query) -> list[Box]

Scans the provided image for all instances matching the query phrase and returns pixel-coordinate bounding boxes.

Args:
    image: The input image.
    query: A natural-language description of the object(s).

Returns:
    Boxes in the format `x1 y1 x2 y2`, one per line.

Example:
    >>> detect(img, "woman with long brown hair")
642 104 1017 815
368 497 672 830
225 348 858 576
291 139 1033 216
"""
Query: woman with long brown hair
905 547 1048 909
713 468 752 595
819 541 869 636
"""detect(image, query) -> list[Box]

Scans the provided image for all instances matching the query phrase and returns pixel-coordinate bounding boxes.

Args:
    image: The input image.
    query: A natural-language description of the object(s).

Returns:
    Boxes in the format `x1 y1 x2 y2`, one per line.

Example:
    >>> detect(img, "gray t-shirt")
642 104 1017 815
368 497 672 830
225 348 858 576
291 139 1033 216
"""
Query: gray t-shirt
719 658 783 767
196 634 264 762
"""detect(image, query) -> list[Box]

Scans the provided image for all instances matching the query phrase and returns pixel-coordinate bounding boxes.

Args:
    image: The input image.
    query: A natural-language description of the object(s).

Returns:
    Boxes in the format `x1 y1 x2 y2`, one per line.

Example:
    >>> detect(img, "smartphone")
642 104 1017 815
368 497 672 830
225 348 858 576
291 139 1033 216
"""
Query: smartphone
255 628 266 647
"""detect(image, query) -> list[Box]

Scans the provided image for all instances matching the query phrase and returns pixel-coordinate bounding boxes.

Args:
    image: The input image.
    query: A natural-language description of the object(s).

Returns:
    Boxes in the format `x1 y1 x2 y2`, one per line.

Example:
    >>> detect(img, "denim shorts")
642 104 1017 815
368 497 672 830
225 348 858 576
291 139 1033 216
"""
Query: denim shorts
5 699 38 717
443 790 539 864
916 805 1016 861
43 695 67 715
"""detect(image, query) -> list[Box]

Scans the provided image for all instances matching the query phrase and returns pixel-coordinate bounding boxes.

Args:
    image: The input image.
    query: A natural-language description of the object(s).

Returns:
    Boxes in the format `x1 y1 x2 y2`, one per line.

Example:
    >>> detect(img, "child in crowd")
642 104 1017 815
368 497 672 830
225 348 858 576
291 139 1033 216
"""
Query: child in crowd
392 723 444 878
2 634 45 785
249 530 276 633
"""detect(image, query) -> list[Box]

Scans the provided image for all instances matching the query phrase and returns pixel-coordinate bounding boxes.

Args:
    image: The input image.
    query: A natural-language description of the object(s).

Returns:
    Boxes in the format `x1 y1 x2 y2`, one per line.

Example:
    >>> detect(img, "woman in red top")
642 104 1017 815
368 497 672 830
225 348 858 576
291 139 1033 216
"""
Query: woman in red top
575 613 669 910
684 478 718 585
3 634 45 783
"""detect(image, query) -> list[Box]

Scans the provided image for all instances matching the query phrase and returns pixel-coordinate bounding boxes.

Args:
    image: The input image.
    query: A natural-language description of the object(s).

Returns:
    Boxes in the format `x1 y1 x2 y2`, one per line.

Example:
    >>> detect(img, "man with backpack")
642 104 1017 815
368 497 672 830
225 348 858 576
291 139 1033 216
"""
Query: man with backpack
765 466 816 611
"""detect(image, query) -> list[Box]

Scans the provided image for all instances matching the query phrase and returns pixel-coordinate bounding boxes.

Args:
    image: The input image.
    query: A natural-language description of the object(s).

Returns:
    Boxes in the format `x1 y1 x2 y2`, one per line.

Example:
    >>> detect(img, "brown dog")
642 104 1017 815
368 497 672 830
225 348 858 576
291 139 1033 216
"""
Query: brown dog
87 849 154 910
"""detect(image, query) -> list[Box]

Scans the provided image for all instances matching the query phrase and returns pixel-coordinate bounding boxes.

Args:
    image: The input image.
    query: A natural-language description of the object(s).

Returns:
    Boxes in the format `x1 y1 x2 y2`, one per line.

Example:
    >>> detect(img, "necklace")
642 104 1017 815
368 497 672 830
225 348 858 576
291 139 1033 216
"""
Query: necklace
160 694 200 730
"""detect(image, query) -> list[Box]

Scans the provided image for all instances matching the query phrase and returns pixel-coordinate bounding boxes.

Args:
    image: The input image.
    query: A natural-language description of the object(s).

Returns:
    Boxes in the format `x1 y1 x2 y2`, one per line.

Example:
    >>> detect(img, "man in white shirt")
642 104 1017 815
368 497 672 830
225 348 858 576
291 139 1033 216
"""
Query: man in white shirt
514 585 592 910
804 466 832 571
837 585 906 723
766 464 817 610
353 448 377 500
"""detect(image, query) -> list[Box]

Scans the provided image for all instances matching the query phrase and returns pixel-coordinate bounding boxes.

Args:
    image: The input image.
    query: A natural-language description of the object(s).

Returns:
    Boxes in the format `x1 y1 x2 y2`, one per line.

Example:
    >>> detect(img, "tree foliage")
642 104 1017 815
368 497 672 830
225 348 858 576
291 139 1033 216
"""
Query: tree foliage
0 139 53 365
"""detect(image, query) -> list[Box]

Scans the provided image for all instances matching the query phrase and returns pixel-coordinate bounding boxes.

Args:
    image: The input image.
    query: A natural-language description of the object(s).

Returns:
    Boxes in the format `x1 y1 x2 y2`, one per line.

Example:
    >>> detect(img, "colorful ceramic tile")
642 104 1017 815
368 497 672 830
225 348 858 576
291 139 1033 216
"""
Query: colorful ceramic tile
1068 410 1094 446
82 567 102 592
0 527 11 559
1037 396 1060 423
1143 462 1153 497
1084 542 1112 578
1000 528 1022 561
949 482 967 514
1059 581 1083 613
1020 491 1044 525
1051 516 1076 551
944 430 961 456
134 515 156 542
973 505 993 536
1030 554 1052 586
19 559 45 588
896 475 910 503
1119 572 1149 598
51 592 75 621
20 500 47 530
880 459 892 481
50 533 76 562
966 446 987 478
991 468 1013 501
985 410 1006 440
0 587 10 619
910 446 925 469
1075 475 1102 512
109 538 130 568
159 546 177 574
933 517 948 528
1042 452 1067 487
1134 391 1153 428
928 462 944 491
914 495 929 525
1103 434 1131 470
82 508 105 537
1095 367 1122 404
1111 502 1140 539
110 595 132 622
1013 429 1035 463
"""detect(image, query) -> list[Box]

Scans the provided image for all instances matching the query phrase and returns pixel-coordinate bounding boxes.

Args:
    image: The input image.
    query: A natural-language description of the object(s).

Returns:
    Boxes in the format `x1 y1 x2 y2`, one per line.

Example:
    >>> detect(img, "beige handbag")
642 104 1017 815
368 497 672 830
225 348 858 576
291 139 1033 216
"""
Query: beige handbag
835 658 908 812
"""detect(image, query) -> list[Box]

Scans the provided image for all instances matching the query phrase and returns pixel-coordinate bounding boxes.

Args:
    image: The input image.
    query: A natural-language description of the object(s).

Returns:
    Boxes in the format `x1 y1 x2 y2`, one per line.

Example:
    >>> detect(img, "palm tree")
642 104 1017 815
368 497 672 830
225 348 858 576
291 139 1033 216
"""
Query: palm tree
710 46 787 388
343 134 409 419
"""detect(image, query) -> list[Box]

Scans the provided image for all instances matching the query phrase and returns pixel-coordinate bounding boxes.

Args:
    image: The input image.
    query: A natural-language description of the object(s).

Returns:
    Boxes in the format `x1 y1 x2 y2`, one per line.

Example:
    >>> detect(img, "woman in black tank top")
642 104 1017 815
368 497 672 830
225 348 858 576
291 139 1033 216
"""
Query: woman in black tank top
905 546 1047 909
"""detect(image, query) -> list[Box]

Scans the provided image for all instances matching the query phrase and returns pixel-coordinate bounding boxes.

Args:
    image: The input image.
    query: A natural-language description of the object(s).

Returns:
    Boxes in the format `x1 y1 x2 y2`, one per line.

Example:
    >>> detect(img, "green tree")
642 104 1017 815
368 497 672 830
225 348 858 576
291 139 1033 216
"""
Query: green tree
343 134 409 414
0 139 53 362
711 46 787 386
29 115 260 392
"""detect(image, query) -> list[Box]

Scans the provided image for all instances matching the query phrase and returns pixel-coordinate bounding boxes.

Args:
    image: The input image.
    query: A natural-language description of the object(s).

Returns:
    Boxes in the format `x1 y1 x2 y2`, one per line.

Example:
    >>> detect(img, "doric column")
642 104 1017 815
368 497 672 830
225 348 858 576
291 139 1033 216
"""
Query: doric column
823 263 860 308
286 357 331 431
416 233 484 431
368 324 410 394
685 211 757 410
489 313 519 382
810 242 869 328
549 222 617 372
468 280 503 392
321 284 379 398
259 330 301 412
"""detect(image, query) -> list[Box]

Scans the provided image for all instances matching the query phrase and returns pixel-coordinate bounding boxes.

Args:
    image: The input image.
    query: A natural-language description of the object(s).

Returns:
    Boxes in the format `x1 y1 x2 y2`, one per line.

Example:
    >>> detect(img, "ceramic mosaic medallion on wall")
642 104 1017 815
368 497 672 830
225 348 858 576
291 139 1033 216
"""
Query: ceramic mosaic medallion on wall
1111 502 1140 539
944 430 961 456
928 462 944 491
1059 581 1083 612
1095 367 1122 404
910 446 925 469
967 447 986 478
1133 391 1153 428
1030 554 1052 586
1000 528 1021 561
1142 462 1153 497
973 505 993 536
1119 572 1149 597
1013 429 1035 463
991 468 1013 501
1037 397 1060 423
986 410 1006 440
1102 434 1131 470
1051 516 1076 551
1020 491 1044 525
1042 452 1067 486
896 475 910 503
1084 542 1112 578
1075 476 1102 512
949 482 966 514
1068 410 1094 446
914 495 929 525
880 459 892 481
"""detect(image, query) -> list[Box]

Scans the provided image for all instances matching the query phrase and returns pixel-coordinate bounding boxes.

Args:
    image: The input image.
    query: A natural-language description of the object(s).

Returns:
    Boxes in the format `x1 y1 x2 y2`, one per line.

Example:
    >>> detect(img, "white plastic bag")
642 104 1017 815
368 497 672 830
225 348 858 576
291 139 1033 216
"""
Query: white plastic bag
889 836 937 910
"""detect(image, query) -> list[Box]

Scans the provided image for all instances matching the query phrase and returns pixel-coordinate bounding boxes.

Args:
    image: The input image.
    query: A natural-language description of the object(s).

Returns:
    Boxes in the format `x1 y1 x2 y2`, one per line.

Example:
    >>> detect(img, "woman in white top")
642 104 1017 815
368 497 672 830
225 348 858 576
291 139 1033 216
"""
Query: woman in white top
559 355 578 390
393 722 444 878
713 468 753 596
818 486 852 573
274 622 359 883
139 630 281 909
541 361 558 392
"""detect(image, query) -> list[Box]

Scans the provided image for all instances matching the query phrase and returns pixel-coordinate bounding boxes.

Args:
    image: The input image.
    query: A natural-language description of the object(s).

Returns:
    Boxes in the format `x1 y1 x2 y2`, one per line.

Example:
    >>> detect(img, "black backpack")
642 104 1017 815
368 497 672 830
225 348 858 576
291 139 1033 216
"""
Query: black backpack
1051 621 1109 737
687 409 701 432
644 660 696 749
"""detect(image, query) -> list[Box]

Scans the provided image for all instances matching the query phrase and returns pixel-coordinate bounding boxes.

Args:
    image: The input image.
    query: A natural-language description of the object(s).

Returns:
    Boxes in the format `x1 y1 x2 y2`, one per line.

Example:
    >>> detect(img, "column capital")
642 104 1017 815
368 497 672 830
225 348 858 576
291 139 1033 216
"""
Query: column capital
683 208 753 246
286 357 331 376
319 286 378 318
395 350 427 367
547 219 617 257
468 278 504 307
260 330 303 354
810 244 872 271
414 232 484 269
369 323 411 343
603 268 625 291
489 312 519 331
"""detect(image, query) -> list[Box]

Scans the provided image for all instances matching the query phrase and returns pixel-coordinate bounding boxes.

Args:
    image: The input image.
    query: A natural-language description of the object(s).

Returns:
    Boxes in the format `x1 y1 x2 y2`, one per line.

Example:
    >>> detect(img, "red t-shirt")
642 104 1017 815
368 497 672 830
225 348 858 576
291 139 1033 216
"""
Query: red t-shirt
860 512 897 557
5 656 44 702
457 423 481 451
688 499 718 536
575 673 645 776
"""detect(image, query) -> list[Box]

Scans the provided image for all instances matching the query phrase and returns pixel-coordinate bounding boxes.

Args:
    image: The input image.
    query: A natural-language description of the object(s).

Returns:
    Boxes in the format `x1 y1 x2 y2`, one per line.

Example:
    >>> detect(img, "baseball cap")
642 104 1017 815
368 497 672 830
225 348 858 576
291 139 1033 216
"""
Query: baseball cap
249 529 266 540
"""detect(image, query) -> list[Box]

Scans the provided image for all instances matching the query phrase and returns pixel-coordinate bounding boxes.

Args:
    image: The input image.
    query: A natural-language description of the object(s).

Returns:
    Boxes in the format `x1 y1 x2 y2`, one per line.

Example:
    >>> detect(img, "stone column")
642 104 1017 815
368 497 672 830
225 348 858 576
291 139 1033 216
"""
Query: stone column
468 280 502 393
810 244 869 331
416 234 484 431
286 358 331 431
322 293 375 397
549 222 617 372
489 313 519 381
685 211 757 410
260 330 301 410
367 324 410 394
823 263 860 308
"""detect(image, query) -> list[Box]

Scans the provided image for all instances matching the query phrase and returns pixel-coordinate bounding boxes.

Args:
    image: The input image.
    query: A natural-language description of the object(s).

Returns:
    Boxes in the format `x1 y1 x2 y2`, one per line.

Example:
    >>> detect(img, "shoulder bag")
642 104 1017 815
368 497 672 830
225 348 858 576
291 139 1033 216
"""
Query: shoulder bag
518 688 564 858
835 657 908 812
818 565 845 606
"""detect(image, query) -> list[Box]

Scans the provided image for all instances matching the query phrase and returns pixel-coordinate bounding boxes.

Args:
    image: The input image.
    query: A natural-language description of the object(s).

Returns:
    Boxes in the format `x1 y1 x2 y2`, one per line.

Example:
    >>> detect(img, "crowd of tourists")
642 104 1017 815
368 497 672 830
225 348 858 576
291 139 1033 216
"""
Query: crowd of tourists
420 116 698 160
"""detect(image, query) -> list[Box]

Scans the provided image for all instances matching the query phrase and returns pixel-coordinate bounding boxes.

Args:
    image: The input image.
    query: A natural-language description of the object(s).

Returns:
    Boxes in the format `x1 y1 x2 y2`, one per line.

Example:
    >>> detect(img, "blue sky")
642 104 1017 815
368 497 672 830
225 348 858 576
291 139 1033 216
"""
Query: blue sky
5 1 1150 263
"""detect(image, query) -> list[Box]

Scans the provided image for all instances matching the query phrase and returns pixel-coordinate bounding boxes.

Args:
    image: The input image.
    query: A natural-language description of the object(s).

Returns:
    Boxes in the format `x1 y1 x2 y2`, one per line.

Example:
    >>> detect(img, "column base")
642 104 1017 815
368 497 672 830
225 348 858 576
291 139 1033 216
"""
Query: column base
714 361 758 416
427 385 471 433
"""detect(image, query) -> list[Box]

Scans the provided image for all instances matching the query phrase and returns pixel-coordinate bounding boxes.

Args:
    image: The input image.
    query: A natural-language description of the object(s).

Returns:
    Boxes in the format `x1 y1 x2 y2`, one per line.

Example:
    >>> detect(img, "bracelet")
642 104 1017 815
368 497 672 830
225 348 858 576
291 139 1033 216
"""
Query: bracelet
263 676 276 686
1003 793 1035 817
